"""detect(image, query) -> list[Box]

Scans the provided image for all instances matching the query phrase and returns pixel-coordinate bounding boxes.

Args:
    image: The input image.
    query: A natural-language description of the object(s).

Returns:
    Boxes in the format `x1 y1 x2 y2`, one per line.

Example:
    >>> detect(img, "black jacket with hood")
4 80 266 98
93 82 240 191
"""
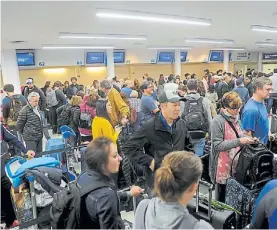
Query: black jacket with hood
78 170 124 229
122 113 188 171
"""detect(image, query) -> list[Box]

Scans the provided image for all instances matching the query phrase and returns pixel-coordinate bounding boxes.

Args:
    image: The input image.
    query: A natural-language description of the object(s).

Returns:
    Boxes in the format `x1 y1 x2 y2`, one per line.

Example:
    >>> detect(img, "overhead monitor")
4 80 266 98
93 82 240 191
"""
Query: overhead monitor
16 52 35 66
158 51 174 63
86 52 105 64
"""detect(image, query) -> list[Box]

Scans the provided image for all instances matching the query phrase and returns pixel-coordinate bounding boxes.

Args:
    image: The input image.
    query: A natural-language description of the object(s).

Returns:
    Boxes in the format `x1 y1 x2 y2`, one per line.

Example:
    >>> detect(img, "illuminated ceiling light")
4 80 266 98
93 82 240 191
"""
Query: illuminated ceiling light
251 25 277 33
219 47 245 51
256 42 277 47
42 45 114 49
59 33 147 40
147 46 192 50
96 9 211 26
185 38 234 44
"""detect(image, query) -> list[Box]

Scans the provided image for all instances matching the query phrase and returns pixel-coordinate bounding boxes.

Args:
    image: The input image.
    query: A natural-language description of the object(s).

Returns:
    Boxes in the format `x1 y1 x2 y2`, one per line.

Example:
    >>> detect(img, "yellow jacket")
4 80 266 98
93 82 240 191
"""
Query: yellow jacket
92 116 119 144
108 88 130 126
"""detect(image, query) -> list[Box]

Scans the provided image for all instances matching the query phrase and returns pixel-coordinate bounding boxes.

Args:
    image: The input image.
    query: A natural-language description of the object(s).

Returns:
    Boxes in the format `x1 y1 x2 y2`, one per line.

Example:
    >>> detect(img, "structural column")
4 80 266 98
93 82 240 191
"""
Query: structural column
174 49 181 76
106 49 115 80
1 49 21 93
258 52 263 72
223 50 229 73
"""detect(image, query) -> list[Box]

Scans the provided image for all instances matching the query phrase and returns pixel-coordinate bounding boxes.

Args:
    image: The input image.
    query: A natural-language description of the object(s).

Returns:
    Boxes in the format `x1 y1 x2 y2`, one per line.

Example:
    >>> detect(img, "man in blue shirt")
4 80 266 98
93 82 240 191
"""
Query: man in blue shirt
250 179 277 229
121 80 133 98
242 77 272 144
140 82 159 124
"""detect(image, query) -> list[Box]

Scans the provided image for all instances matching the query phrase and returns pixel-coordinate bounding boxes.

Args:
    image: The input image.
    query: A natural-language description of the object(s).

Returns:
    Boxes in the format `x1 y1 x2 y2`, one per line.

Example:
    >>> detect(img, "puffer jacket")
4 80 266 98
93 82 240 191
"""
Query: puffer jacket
56 104 81 133
16 104 43 141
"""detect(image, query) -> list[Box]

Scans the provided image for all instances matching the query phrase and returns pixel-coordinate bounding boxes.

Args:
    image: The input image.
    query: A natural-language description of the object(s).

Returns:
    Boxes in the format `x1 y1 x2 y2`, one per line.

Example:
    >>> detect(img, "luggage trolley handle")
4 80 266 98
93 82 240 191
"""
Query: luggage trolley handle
196 180 213 220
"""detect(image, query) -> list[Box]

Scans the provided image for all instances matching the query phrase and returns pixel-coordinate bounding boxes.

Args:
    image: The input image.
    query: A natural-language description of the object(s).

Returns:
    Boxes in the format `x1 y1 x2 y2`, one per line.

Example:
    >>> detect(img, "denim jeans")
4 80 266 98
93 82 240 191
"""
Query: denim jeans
193 137 206 156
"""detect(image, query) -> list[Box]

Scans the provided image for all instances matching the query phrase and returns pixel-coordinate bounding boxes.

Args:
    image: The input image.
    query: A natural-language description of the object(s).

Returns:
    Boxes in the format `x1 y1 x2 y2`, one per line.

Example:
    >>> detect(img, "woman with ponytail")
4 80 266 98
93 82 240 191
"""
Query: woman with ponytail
134 151 213 229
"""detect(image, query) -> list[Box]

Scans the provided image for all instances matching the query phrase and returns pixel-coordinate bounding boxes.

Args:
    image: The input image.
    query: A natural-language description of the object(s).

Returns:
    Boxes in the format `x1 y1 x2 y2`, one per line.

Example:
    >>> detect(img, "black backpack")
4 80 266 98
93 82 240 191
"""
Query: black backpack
232 143 273 189
57 104 72 127
50 180 107 229
183 97 208 132
225 116 274 188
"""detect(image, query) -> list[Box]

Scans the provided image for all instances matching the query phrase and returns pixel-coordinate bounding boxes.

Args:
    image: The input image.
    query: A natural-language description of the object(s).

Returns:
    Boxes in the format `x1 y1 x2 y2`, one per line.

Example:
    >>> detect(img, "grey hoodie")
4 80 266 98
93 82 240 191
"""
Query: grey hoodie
181 93 213 132
134 197 213 229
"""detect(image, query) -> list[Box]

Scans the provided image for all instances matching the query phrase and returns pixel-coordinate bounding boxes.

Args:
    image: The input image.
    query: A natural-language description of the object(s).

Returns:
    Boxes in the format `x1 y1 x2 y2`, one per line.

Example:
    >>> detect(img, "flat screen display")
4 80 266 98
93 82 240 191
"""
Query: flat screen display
113 51 125 63
181 51 187 62
158 52 174 63
16 52 35 66
263 53 277 60
86 52 105 64
209 50 223 62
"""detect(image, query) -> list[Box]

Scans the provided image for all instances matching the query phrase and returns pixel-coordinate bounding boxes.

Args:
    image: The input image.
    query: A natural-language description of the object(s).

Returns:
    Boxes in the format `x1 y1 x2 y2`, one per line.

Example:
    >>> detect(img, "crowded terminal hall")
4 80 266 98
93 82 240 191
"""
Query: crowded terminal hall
1 1 277 229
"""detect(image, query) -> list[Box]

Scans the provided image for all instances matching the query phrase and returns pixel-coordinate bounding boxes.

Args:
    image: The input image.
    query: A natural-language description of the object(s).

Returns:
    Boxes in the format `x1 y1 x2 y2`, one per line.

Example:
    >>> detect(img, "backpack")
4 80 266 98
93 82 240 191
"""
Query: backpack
233 143 273 189
50 179 107 229
225 116 274 188
57 104 71 127
129 107 137 124
7 96 24 127
183 97 208 132
79 105 92 129
46 89 59 107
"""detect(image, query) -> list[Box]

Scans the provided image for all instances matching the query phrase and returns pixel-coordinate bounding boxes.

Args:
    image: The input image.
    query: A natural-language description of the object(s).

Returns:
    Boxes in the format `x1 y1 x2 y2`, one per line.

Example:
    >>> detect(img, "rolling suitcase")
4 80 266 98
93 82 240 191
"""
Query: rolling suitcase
187 180 237 229
225 177 260 228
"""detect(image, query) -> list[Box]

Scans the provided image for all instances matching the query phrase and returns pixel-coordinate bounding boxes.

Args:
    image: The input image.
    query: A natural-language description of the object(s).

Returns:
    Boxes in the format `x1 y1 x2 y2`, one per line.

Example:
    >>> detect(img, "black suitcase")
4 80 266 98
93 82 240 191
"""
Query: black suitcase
187 180 236 229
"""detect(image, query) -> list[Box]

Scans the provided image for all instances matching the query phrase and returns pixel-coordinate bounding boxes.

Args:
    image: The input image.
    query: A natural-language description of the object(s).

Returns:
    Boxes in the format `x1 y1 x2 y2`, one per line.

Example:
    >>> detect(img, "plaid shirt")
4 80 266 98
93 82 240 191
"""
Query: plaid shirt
129 98 141 113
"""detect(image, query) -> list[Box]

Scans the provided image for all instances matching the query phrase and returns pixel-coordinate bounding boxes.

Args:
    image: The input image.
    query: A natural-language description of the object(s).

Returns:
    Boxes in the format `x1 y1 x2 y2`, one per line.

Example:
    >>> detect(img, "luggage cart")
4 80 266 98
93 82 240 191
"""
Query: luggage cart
60 125 81 178
5 157 60 229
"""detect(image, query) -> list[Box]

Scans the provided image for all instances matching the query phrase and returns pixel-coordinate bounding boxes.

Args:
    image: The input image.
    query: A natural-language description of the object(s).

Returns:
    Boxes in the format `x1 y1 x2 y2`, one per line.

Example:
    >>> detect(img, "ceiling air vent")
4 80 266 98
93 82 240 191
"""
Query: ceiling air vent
9 41 26 44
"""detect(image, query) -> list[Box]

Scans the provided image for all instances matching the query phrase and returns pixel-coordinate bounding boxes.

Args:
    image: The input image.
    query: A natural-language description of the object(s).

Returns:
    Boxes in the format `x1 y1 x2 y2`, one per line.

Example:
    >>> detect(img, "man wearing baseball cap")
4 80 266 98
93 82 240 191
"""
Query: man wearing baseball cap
23 78 46 111
123 90 188 194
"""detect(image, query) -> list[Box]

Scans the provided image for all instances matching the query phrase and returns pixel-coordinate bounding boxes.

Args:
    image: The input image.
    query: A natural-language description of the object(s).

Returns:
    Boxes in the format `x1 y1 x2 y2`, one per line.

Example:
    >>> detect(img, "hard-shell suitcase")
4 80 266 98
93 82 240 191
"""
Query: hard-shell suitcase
187 180 236 229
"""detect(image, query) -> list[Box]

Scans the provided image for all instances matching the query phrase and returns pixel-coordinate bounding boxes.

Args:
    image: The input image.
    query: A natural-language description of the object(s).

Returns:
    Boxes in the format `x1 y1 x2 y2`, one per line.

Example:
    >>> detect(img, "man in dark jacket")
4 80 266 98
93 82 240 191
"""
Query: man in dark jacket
123 90 188 194
244 75 254 98
225 72 235 91
47 81 67 133
16 92 44 152
214 75 229 101
1 124 35 228
66 77 81 99
23 78 46 111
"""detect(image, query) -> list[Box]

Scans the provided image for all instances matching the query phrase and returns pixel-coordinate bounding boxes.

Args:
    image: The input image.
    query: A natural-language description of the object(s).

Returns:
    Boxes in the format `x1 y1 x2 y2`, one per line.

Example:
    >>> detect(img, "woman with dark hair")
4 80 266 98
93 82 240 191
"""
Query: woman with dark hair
63 81 69 95
77 137 125 229
41 81 51 96
134 151 213 229
79 90 99 141
92 100 122 144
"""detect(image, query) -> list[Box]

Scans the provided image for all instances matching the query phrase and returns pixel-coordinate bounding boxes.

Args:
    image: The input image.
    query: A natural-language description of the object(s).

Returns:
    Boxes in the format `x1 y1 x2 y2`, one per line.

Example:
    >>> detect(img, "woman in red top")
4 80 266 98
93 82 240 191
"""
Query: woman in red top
79 91 98 142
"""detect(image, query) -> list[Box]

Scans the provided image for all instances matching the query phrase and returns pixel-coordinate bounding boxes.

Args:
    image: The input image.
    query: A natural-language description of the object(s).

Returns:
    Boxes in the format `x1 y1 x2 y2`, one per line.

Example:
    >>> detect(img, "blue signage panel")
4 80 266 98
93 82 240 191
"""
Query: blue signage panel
263 53 277 60
180 51 187 62
86 52 105 64
16 52 35 66
113 51 125 63
209 50 223 62
158 52 174 63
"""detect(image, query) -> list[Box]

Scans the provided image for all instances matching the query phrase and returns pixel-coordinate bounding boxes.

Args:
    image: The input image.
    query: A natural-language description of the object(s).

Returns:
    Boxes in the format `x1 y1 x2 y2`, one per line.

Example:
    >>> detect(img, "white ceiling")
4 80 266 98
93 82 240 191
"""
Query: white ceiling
2 1 277 51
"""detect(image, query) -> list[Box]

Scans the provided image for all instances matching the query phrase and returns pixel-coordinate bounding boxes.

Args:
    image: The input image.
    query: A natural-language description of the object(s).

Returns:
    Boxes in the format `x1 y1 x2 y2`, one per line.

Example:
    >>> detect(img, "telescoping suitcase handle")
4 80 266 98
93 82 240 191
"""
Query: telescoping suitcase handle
195 180 213 220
